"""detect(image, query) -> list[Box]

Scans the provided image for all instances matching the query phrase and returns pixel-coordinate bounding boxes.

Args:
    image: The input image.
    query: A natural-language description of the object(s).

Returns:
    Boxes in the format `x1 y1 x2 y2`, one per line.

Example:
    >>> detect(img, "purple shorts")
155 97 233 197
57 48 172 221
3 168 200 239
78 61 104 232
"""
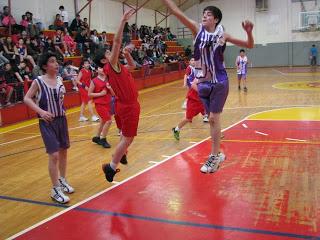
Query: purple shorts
39 116 70 154
197 81 229 114
237 74 247 80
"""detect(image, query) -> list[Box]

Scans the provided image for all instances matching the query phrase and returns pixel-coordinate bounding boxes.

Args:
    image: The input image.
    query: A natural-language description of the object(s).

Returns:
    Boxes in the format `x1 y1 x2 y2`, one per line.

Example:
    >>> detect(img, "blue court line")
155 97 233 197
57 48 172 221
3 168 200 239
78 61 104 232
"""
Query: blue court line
1 194 319 239
0 195 69 209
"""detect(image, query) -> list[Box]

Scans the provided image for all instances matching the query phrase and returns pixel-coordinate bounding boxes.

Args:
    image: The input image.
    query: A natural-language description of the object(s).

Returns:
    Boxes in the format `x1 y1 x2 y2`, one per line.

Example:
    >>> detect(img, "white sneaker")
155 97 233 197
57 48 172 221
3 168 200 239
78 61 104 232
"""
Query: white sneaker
200 154 221 173
91 115 100 122
51 186 70 204
72 86 79 91
59 177 75 193
217 152 226 162
79 116 89 122
181 100 187 109
202 114 209 123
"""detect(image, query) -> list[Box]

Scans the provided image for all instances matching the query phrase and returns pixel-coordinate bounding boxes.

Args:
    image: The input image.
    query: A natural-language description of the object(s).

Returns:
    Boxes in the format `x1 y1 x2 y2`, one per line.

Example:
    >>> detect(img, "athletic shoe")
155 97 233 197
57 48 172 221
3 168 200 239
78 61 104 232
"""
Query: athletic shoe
203 114 209 123
91 115 100 122
102 163 120 182
72 86 79 91
100 138 111 148
92 136 100 144
238 86 241 90
79 116 89 122
200 154 221 173
51 186 70 204
120 154 128 165
244 87 248 92
172 128 180 140
58 177 74 193
217 152 226 162
181 100 187 109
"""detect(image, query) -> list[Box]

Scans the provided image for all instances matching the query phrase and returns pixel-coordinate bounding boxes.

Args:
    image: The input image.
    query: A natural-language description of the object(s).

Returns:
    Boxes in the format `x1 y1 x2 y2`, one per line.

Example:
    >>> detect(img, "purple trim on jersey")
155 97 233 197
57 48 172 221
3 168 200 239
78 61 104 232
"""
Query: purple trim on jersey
186 67 196 88
193 24 228 83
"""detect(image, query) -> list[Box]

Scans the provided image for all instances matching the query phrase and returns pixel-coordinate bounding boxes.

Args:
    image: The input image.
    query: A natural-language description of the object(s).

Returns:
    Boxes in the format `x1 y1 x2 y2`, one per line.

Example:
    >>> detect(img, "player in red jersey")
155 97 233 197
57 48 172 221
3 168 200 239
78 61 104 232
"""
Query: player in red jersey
88 65 115 148
94 9 140 182
76 59 99 122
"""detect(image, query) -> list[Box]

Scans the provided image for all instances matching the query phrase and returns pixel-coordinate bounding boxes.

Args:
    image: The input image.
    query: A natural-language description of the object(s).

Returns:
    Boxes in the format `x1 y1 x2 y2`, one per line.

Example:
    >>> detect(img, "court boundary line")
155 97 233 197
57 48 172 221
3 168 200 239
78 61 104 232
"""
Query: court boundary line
8 119 242 240
2 194 318 239
7 107 319 239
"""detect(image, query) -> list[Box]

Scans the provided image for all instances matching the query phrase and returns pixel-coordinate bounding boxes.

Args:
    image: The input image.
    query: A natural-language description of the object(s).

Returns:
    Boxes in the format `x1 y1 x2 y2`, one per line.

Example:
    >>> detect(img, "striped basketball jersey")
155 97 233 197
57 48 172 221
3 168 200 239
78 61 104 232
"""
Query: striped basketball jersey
193 24 228 83
35 76 66 117
236 55 248 75
186 65 196 88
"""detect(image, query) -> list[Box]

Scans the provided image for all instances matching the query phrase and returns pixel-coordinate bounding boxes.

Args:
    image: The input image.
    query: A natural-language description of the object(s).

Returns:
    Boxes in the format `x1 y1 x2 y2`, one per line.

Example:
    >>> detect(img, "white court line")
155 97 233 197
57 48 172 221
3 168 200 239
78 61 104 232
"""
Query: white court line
189 141 198 144
255 131 269 136
285 138 307 142
0 135 40 146
148 161 159 164
0 124 99 146
271 68 287 76
141 111 184 119
242 124 248 129
161 155 171 158
7 113 244 240
111 181 120 184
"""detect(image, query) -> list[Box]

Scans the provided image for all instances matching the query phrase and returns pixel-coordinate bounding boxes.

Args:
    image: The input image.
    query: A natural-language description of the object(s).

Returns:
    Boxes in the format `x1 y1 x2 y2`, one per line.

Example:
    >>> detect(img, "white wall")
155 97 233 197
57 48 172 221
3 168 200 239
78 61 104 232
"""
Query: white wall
171 0 320 44
0 0 168 33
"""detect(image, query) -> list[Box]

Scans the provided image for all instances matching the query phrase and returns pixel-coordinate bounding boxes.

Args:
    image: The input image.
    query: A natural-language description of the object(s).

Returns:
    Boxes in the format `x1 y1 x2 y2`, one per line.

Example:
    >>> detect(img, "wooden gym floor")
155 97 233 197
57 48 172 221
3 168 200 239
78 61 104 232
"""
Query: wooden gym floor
1 67 319 239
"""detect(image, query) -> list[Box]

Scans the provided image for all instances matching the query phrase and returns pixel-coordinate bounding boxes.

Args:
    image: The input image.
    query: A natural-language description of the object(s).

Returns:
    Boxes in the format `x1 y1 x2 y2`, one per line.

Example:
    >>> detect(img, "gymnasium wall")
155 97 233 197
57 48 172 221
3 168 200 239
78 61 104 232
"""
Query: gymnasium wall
173 0 320 67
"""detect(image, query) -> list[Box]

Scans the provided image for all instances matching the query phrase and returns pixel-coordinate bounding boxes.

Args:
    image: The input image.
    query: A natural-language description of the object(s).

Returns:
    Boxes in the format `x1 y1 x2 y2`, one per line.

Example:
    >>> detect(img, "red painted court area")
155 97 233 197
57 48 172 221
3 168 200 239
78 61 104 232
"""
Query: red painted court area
12 120 320 240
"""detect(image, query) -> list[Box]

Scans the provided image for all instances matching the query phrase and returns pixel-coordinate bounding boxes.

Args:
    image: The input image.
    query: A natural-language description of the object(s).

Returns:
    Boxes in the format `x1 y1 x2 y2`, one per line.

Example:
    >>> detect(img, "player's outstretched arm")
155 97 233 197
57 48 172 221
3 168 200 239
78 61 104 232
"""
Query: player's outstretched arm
109 9 135 67
225 20 254 49
123 45 136 71
161 0 198 36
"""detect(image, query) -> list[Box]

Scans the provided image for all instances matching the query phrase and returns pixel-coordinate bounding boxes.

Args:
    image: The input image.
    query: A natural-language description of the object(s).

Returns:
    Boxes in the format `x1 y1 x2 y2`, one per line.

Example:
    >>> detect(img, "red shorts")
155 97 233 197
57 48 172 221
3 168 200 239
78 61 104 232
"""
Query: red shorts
95 103 111 121
115 101 140 137
79 87 89 103
186 89 205 121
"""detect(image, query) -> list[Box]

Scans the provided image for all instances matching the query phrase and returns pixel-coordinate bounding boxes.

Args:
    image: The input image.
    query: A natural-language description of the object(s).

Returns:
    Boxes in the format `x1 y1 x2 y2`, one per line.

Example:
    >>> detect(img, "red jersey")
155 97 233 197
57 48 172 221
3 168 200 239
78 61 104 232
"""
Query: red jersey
103 63 138 104
92 76 111 105
80 68 92 87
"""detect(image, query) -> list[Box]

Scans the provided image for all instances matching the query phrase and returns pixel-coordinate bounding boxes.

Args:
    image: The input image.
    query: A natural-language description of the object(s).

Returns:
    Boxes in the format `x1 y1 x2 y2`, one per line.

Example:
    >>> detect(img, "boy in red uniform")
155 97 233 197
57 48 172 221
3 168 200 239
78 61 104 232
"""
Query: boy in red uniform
76 59 99 122
172 58 205 140
94 9 140 182
88 65 115 148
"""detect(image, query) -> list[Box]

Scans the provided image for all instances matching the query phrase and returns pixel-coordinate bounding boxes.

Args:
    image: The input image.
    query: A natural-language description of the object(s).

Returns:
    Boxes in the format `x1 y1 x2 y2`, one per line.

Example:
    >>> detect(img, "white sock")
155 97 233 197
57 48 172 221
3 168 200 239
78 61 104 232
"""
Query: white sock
175 126 180 131
110 162 117 171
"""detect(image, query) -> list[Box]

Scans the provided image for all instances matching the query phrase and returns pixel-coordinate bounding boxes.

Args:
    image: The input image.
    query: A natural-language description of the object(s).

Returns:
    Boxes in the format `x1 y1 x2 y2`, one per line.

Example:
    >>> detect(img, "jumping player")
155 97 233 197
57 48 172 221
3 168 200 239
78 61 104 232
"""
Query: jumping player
161 0 254 173
94 9 140 182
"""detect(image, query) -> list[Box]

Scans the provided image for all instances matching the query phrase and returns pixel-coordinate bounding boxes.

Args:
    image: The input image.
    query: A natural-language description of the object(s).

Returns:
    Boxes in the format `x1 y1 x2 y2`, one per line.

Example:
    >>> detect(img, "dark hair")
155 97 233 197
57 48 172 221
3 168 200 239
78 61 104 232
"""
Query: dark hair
76 14 80 17
59 6 64 10
240 49 245 53
94 49 107 68
312 44 315 47
39 52 57 72
203 6 222 25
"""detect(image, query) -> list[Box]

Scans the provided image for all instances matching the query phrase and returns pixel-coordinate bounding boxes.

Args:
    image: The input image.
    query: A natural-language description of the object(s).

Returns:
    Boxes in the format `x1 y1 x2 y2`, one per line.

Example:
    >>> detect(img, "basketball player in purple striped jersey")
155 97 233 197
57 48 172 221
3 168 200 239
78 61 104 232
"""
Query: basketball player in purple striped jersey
24 52 74 204
162 0 254 173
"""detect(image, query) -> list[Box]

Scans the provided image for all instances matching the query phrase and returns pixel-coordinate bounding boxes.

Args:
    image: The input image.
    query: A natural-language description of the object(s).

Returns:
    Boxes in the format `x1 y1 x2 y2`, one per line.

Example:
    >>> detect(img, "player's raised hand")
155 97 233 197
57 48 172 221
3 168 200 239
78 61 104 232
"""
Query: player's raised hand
242 20 254 33
122 9 135 22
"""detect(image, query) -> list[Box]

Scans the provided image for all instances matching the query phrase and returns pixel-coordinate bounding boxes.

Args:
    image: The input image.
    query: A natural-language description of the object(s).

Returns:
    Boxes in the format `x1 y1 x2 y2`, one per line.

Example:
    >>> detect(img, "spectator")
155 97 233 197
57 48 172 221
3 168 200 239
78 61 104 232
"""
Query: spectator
58 5 69 28
20 15 28 30
4 62 24 102
15 38 36 67
64 31 76 55
3 36 18 64
0 70 13 106
62 60 79 91
53 29 69 57
53 14 64 30
69 14 82 33
0 38 9 66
